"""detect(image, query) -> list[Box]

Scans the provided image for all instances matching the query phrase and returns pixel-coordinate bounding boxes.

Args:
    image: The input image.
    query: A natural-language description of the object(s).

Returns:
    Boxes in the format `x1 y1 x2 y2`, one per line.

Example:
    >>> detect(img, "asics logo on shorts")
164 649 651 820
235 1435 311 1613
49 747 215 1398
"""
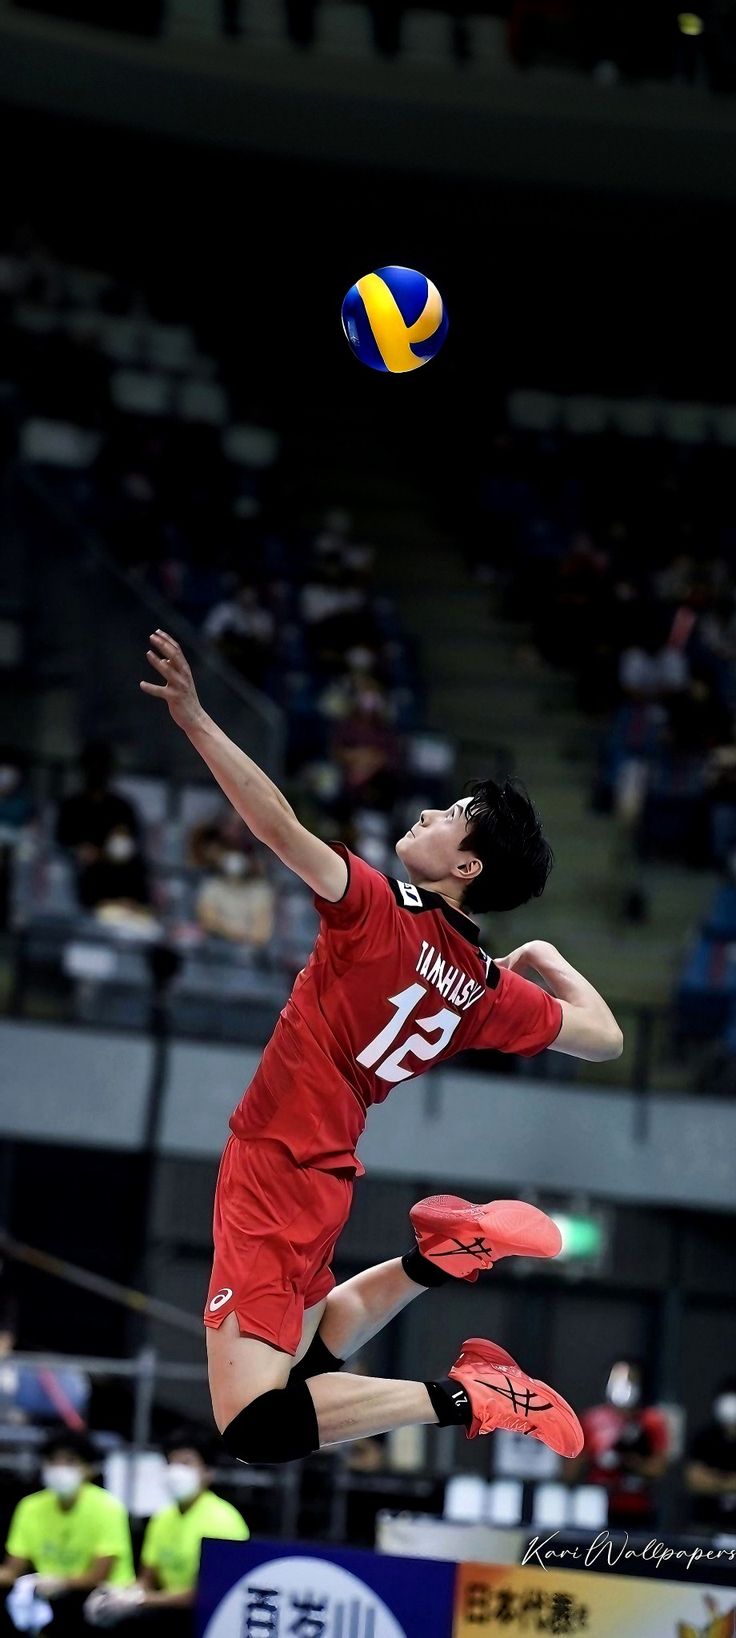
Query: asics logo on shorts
209 1288 233 1312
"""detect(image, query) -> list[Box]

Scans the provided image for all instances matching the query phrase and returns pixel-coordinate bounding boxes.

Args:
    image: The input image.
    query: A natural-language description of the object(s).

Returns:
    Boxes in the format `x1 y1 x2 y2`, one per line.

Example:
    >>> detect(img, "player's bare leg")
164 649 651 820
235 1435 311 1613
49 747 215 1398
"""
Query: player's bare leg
207 1301 326 1431
210 1321 583 1459
308 1340 583 1457
309 1193 563 1361
318 1259 422 1359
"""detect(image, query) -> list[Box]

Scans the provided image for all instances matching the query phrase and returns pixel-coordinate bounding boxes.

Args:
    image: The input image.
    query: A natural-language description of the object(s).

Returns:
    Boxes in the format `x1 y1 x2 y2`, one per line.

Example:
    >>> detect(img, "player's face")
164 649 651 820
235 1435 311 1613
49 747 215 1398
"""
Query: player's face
395 797 477 885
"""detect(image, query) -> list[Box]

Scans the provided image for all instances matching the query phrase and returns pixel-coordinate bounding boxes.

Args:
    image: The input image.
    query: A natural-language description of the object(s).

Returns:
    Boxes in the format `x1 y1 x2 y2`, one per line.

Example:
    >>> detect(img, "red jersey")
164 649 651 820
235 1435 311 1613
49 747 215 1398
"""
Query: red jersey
230 843 563 1175
581 1404 670 1516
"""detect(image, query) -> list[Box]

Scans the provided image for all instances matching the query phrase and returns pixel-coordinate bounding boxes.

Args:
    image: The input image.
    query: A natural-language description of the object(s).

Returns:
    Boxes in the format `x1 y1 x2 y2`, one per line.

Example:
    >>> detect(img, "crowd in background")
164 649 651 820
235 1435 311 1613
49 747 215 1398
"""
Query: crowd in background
3 236 736 1069
475 426 736 878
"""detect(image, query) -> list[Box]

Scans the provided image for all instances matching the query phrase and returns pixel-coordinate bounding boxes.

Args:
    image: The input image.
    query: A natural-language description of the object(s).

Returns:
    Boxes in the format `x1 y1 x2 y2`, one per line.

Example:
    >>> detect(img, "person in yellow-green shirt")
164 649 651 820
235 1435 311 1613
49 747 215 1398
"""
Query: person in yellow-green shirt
0 1430 134 1638
85 1430 248 1638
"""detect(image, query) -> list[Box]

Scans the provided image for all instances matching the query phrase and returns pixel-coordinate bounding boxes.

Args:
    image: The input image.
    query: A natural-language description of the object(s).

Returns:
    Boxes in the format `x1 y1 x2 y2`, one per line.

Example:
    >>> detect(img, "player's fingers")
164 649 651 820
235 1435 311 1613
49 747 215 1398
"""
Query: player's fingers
140 681 168 697
151 628 180 653
146 648 173 677
149 632 177 659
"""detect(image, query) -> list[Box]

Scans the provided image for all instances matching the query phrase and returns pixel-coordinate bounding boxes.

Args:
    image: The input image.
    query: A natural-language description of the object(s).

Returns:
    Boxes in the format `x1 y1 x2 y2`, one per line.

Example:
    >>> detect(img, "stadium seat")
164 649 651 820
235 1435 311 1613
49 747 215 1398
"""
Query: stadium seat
609 397 660 439
444 1475 488 1523
467 14 508 67
116 775 170 863
14 304 59 336
711 404 736 446
532 1483 570 1528
99 318 146 364
167 0 220 38
176 377 229 425
507 389 560 432
110 369 172 417
63 265 110 305
0 255 21 295
562 395 609 436
570 1486 608 1528
146 323 196 372
317 4 373 54
402 8 451 61
661 400 709 445
19 419 102 469
244 0 287 45
222 422 280 468
485 1480 524 1527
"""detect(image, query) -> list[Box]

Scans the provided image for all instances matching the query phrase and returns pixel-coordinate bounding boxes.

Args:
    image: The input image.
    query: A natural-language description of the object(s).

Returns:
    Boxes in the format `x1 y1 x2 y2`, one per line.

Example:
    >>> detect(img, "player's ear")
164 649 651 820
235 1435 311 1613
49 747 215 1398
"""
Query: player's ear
454 855 482 881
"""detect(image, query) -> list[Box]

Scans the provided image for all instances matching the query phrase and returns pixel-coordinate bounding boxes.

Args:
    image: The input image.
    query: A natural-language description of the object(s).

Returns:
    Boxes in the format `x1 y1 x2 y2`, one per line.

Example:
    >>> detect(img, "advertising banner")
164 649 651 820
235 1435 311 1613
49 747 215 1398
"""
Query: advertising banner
453 1561 736 1637
199 1537 457 1638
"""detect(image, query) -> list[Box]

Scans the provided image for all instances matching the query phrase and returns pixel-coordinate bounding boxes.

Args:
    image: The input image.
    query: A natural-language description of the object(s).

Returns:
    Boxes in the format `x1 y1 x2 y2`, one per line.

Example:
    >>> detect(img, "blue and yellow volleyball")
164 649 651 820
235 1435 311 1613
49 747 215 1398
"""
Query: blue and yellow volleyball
341 265 448 374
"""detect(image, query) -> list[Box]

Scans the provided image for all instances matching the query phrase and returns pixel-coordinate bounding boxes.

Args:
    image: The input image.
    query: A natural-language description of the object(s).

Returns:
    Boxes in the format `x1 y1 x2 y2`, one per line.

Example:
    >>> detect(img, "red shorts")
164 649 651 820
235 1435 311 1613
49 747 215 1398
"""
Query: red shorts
203 1135 354 1354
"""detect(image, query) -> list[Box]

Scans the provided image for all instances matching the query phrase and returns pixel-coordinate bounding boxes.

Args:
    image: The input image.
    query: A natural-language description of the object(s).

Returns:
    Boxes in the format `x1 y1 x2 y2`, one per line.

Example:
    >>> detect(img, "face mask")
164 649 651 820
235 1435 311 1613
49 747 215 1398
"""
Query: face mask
165 1464 202 1502
605 1365 640 1410
714 1395 736 1426
43 1464 82 1499
0 767 19 795
106 833 136 863
222 852 248 878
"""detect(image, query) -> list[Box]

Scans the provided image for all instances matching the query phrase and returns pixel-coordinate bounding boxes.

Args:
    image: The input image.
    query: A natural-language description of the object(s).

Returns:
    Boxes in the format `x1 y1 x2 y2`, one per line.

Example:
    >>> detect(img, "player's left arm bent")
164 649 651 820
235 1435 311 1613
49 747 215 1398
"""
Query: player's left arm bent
496 941 624 1062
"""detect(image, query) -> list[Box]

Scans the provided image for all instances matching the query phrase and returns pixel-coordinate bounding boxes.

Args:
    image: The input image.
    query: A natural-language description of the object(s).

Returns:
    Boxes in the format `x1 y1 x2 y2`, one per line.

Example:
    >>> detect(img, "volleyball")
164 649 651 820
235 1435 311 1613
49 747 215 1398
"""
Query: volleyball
341 265 448 374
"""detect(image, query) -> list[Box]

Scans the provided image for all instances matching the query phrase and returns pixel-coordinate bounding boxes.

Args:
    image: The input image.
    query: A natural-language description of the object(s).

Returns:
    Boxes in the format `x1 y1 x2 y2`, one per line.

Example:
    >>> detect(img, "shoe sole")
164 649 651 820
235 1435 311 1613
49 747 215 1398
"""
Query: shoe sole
411 1194 562 1263
454 1336 583 1458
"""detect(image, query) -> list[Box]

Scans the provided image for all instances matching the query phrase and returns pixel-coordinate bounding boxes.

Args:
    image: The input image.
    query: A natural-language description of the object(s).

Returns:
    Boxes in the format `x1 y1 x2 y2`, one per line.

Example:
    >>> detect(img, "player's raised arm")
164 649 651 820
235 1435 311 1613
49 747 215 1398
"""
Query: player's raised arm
140 630 347 902
495 940 623 1062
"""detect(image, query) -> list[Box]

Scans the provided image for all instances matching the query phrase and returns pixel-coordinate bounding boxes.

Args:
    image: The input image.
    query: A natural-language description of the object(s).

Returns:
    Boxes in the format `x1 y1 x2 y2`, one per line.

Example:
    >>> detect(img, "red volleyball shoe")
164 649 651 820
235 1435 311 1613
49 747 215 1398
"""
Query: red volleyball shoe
410 1194 562 1281
447 1337 583 1457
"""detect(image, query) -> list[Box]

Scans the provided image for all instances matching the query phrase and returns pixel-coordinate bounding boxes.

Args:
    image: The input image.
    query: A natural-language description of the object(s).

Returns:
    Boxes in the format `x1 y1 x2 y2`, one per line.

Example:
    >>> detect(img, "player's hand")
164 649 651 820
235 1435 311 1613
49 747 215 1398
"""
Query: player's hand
140 631 204 734
494 943 535 975
35 1576 65 1598
495 941 558 977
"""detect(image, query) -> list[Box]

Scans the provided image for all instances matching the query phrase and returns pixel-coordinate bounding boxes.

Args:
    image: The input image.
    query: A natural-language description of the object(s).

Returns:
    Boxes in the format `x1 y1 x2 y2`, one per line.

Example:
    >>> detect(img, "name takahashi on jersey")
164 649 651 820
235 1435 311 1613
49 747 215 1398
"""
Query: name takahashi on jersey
415 941 487 1010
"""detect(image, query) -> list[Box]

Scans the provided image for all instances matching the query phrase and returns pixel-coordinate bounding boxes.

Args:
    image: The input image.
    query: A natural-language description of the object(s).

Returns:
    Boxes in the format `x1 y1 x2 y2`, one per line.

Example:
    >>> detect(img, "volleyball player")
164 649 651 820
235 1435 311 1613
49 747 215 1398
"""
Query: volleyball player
142 631 622 1464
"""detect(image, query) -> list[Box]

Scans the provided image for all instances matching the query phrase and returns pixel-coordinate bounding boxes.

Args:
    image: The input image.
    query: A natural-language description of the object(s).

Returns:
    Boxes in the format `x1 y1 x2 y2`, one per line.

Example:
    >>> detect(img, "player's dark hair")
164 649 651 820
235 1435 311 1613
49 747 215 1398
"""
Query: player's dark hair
459 778 553 914
41 1429 97 1466
162 1425 216 1466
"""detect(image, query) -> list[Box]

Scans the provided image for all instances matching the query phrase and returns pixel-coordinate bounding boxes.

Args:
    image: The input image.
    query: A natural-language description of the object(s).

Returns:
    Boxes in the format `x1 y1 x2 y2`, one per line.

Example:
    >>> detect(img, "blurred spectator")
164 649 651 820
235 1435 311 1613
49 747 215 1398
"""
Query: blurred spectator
570 1359 670 1529
618 621 690 704
300 556 373 673
686 1377 736 1533
705 743 736 874
202 582 275 686
56 746 141 882
0 752 34 840
0 1304 89 1428
0 750 34 929
330 688 401 817
195 845 274 946
78 828 152 919
0 1431 134 1637
86 1429 248 1636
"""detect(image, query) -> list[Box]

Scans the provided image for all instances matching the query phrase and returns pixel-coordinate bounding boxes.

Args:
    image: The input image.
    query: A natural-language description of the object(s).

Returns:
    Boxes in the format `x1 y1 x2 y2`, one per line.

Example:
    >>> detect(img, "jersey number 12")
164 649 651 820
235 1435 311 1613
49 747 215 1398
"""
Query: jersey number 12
356 982 461 1084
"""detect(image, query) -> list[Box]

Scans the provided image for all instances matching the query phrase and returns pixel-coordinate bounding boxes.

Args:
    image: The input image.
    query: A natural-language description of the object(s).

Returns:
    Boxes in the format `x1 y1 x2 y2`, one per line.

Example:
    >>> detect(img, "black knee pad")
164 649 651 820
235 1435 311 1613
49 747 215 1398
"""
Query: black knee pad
221 1380 320 1464
289 1333 344 1382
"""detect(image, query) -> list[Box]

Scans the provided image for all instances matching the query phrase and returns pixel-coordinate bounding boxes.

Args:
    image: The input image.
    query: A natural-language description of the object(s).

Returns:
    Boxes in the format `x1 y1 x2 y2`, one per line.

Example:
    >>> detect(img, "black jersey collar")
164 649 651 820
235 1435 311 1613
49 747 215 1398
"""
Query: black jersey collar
388 877 482 946
430 892 482 945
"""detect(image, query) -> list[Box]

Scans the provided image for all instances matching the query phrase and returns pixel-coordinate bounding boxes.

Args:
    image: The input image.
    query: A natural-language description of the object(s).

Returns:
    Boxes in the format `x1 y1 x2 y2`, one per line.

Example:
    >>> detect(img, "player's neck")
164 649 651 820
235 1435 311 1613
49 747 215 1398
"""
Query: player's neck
421 881 476 924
